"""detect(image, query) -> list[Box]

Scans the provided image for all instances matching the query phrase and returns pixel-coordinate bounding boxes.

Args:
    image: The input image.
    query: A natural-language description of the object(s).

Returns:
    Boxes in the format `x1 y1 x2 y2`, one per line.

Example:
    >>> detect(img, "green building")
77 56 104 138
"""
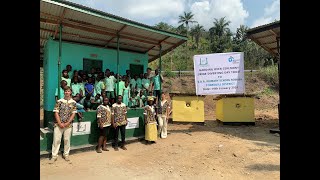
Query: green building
40 0 187 153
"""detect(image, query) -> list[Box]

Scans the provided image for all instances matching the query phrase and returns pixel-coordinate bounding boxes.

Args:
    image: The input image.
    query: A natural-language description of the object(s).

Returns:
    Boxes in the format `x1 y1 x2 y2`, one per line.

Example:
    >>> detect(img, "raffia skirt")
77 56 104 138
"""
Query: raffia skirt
145 123 157 141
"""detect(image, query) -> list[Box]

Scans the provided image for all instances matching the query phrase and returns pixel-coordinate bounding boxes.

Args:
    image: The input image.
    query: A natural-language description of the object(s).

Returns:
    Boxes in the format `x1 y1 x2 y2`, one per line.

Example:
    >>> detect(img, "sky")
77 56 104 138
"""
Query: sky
67 0 280 33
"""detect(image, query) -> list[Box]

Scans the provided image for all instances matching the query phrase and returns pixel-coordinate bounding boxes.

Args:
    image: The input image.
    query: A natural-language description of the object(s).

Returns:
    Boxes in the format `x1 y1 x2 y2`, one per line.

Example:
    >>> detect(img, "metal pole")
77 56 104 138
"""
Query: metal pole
58 23 62 99
276 36 280 130
117 34 120 98
159 44 162 107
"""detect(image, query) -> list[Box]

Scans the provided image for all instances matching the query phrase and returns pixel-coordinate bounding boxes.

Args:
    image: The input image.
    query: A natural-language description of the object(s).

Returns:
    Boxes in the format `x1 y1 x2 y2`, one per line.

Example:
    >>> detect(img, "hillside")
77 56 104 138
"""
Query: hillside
161 71 278 120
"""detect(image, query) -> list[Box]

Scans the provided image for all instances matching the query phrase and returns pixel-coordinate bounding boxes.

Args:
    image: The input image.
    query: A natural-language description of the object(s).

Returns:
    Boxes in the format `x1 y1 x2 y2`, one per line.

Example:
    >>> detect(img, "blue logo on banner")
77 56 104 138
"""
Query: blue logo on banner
228 56 234 62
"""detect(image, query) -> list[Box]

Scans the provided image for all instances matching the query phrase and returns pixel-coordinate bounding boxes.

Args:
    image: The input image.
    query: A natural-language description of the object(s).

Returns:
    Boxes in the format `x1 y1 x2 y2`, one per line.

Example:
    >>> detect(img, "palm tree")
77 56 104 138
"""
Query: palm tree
232 25 248 52
209 17 232 52
193 24 205 49
178 11 197 36
210 17 231 37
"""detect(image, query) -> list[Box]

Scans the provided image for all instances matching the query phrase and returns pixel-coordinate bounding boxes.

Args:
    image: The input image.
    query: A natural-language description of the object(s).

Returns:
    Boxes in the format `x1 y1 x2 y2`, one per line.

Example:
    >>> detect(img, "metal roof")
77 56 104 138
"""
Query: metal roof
40 0 187 63
246 21 280 57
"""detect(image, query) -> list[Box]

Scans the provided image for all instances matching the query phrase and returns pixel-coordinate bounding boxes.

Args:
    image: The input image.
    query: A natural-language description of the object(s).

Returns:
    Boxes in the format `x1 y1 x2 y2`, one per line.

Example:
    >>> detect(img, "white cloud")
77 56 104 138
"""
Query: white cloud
67 0 185 22
67 0 251 32
190 0 249 32
251 0 280 28
168 18 180 26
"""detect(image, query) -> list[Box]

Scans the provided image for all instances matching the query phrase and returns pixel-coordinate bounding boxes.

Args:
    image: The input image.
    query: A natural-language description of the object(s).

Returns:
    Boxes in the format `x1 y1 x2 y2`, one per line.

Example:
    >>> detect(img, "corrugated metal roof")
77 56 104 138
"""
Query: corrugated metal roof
40 0 187 62
246 21 280 57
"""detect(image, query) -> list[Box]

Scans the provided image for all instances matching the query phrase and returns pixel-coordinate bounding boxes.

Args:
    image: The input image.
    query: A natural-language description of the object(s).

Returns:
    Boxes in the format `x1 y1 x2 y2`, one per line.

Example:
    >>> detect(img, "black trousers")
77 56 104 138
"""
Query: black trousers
99 126 110 137
114 125 126 147
154 90 161 102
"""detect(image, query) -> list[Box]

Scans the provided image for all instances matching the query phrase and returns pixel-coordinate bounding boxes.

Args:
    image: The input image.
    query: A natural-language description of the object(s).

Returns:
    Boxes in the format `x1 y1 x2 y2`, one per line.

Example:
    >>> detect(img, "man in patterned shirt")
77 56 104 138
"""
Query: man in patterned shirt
50 86 77 163
112 95 128 151
96 97 112 153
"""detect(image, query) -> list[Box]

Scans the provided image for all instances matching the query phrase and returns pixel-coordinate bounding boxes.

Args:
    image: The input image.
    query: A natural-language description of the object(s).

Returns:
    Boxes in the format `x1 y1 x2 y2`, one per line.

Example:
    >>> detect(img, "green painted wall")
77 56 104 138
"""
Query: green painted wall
43 39 148 111
41 109 145 151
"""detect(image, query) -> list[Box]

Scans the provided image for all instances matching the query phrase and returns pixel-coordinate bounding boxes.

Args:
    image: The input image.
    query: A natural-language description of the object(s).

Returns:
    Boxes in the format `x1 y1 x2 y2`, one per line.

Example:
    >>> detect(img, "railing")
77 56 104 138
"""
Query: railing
152 70 258 77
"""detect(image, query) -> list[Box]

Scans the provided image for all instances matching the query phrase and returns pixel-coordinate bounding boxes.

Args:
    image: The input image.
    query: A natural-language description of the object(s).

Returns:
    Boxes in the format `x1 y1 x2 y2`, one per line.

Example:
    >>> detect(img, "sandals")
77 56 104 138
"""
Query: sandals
102 147 109 151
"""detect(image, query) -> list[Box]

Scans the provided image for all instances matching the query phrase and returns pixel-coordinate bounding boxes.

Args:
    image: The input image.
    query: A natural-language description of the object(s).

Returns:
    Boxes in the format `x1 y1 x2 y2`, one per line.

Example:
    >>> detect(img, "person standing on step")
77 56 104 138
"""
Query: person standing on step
144 96 157 144
111 95 128 151
104 69 116 104
151 69 163 105
96 97 112 153
62 69 71 87
157 92 170 139
66 64 73 79
50 86 77 163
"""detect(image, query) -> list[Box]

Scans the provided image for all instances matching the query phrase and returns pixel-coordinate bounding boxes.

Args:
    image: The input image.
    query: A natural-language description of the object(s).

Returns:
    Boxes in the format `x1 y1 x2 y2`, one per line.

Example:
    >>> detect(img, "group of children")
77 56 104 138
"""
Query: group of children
55 65 163 121
51 65 169 159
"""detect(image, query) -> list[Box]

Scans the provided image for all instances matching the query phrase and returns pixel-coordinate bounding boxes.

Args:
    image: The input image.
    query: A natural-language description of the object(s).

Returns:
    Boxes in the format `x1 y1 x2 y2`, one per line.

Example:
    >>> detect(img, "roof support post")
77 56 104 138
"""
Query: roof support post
276 36 280 130
158 44 162 107
116 33 120 98
58 23 63 99
270 36 280 134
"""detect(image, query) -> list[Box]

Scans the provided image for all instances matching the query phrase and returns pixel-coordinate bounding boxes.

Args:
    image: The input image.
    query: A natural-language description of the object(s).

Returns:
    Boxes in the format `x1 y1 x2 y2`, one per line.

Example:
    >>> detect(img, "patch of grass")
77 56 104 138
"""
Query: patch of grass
257 65 279 87
260 87 275 96
163 70 176 78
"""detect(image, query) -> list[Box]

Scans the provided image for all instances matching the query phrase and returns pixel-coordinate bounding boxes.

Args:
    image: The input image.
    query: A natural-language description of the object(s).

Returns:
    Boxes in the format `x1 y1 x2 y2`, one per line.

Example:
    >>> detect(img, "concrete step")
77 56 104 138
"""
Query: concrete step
48 121 54 130
40 127 54 152
40 127 53 135
40 135 144 159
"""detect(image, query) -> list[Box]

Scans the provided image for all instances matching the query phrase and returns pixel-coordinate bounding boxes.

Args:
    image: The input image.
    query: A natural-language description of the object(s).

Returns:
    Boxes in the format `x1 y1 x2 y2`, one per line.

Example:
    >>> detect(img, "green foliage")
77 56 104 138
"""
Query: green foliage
164 69 176 78
150 14 278 78
257 65 279 87
260 87 275 96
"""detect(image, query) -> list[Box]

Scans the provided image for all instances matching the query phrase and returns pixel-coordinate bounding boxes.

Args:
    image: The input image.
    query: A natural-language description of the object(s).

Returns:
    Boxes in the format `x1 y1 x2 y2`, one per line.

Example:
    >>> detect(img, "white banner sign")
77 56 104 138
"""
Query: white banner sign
126 117 139 129
194 52 245 95
72 121 91 136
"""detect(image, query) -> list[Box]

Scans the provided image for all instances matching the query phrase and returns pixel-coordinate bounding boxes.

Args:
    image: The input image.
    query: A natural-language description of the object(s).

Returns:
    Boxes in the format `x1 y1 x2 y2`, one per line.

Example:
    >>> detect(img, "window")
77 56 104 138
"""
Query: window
83 59 103 74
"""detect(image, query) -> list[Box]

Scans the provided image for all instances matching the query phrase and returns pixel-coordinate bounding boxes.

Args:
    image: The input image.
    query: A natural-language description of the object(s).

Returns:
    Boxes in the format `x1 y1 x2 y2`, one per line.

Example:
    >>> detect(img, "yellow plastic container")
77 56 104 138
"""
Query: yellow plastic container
216 96 254 123
171 93 205 122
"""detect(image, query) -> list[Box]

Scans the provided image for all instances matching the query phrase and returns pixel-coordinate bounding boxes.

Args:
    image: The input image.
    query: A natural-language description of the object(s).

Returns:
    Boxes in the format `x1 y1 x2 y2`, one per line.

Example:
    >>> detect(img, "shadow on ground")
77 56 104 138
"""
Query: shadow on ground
245 163 280 172
168 118 279 146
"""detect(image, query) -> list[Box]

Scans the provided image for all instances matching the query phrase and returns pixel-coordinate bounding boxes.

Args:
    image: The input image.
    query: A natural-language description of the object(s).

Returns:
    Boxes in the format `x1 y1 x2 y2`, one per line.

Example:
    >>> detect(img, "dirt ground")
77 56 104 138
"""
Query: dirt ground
40 109 279 180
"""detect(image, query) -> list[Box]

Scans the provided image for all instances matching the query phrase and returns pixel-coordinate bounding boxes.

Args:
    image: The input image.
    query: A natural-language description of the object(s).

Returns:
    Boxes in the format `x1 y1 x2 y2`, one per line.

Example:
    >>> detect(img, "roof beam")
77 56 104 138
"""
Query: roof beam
41 27 108 42
108 40 149 51
159 36 170 44
251 39 277 57
41 27 149 51
269 29 279 37
41 17 161 46
269 29 277 36
144 36 170 53
55 38 145 54
53 8 67 39
261 41 277 45
105 24 127 46
40 12 175 45
249 33 274 40
144 46 156 54
149 39 186 62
